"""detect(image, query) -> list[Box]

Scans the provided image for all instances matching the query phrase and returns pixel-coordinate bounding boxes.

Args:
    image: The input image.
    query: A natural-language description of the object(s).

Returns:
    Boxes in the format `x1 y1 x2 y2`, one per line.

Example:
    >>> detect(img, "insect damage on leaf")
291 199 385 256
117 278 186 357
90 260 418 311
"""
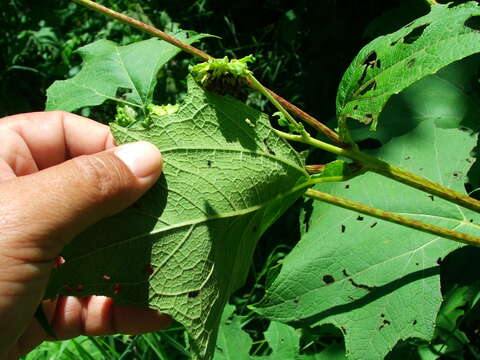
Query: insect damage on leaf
189 55 255 96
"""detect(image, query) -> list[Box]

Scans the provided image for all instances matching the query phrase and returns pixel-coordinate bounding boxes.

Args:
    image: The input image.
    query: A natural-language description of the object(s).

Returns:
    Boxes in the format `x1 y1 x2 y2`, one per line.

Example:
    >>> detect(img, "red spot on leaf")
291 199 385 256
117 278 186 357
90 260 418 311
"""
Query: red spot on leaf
54 256 65 269
145 264 154 275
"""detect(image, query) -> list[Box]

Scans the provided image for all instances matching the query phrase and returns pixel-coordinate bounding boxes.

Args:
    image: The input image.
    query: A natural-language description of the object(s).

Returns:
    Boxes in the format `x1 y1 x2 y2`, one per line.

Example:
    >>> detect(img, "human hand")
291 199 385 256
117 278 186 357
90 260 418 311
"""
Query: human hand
0 111 171 359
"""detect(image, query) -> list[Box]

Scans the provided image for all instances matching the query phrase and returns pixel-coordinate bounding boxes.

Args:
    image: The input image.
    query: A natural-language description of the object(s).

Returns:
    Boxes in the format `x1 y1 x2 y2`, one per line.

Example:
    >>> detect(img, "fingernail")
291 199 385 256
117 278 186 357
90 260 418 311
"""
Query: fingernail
114 142 162 180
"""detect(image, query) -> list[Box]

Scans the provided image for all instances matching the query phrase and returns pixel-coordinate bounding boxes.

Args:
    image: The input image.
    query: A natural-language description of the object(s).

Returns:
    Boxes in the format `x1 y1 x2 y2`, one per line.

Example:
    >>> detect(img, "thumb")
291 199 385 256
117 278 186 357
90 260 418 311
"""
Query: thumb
0 141 162 262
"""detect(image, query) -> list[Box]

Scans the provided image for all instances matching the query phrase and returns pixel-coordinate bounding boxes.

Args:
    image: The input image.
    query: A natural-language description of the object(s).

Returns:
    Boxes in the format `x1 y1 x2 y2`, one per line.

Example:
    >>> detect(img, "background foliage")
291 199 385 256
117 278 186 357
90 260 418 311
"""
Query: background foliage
2 0 480 359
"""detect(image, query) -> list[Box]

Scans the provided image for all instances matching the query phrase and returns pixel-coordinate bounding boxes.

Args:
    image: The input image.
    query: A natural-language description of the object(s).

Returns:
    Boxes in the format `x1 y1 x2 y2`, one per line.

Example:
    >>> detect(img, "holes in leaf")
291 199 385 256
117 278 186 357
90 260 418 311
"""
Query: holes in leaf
380 313 385 318
341 224 346 233
188 290 200 298
356 216 364 221
465 16 480 31
353 105 359 110
437 257 442 265
359 80 377 96
379 319 391 330
113 283 122 295
407 58 416 68
404 155 411 160
115 87 133 100
323 275 335 284
370 222 378 228
428 195 434 201
403 24 429 44
470 219 474 223
345 184 350 189
293 298 299 304
102 274 111 281
412 320 418 325
207 160 212 168
362 51 381 69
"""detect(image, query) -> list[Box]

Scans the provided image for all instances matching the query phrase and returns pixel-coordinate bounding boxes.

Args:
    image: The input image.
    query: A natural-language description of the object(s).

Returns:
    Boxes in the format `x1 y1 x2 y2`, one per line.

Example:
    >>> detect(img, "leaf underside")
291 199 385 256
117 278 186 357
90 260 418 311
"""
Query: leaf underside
45 76 307 360
255 58 480 360
337 1 480 135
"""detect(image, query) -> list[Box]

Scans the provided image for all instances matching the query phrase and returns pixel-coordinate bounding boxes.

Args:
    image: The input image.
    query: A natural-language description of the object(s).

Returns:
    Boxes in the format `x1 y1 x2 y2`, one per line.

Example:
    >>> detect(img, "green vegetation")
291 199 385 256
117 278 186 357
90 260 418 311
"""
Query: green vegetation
3 0 480 359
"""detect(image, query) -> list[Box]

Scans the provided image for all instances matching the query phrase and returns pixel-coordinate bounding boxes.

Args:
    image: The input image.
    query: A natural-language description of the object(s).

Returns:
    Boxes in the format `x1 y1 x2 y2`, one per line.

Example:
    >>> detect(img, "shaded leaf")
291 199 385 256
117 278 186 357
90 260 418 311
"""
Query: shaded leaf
45 77 307 360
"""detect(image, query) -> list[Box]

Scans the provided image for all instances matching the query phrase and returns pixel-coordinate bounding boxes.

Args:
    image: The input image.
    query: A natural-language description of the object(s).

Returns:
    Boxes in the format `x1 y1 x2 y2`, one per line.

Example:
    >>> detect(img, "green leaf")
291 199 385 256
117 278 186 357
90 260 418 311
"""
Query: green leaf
45 32 208 112
337 2 480 133
254 119 480 360
45 77 308 360
214 304 252 360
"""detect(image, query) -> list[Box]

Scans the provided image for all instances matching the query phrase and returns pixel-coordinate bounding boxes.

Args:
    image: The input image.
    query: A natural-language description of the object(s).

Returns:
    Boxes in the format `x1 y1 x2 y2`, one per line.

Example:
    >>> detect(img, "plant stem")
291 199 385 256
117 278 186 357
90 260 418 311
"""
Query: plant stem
424 0 439 5
354 151 480 214
276 129 480 213
305 189 480 247
248 75 300 129
71 0 342 146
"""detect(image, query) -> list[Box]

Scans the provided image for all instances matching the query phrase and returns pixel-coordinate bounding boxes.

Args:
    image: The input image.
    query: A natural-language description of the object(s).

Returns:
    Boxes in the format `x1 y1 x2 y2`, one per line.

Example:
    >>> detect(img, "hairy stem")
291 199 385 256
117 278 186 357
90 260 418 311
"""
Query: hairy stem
305 189 480 247
71 0 342 145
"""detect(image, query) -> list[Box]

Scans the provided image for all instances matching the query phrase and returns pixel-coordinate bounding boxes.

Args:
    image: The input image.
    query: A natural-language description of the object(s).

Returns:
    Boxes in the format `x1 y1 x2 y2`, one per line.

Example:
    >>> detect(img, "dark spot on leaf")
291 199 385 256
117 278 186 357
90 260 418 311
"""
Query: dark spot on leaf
323 275 335 284
407 58 416 68
419 168 423 171
113 283 121 295
342 269 349 277
357 216 364 221
145 264 154 275
293 298 299 304
263 138 276 156
345 184 350 189
365 113 373 121
465 16 480 31
370 222 377 228
357 138 382 150
359 81 377 96
76 284 84 292
453 172 459 178
470 219 474 223
353 105 358 110
381 313 385 318
185 32 190 38
403 24 429 44
188 290 200 298
437 257 442 265
404 156 411 160
416 262 419 266
341 224 346 233
390 40 398 46
102 274 111 281
428 195 434 201
207 160 212 168
413 320 417 325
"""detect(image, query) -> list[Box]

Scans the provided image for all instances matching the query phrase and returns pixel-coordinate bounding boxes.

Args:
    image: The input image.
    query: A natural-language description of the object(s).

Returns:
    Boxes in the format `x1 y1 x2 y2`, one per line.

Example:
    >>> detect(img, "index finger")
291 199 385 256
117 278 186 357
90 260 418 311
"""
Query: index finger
0 111 116 171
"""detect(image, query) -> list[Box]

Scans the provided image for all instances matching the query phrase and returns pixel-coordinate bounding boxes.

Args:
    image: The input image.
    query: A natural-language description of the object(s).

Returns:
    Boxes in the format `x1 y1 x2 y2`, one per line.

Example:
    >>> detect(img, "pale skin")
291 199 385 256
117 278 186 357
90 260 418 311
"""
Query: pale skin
0 111 171 359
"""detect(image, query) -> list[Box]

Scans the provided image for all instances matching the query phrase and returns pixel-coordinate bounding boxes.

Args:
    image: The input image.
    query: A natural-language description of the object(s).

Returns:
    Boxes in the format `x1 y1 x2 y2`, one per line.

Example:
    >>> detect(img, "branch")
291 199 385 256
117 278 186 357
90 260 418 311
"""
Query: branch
305 189 480 247
71 0 343 146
